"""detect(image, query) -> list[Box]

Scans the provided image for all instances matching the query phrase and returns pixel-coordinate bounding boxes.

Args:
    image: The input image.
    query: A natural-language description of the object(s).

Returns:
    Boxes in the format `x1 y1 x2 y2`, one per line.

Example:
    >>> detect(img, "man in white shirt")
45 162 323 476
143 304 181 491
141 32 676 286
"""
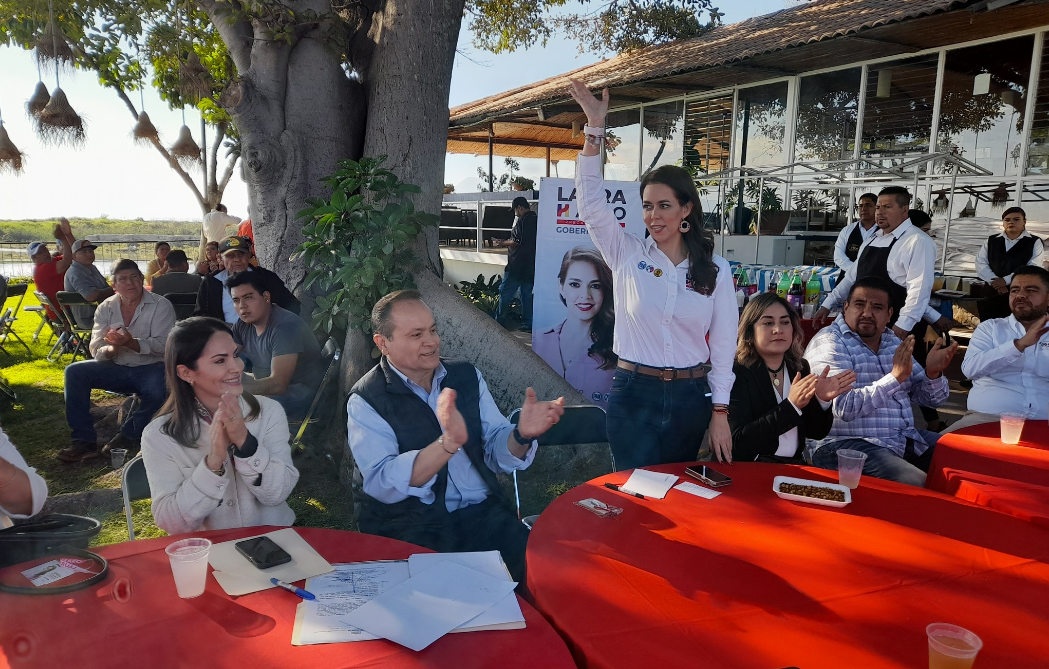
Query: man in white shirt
814 186 936 341
346 290 565 581
199 204 241 262
833 192 878 276
959 267 1049 424
975 207 1045 321
57 260 175 463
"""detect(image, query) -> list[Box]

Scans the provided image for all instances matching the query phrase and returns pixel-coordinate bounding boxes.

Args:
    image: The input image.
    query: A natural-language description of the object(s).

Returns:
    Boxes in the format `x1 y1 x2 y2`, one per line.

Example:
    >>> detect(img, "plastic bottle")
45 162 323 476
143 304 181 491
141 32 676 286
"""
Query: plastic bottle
737 267 751 296
768 270 780 293
805 271 822 307
787 271 804 310
776 270 791 299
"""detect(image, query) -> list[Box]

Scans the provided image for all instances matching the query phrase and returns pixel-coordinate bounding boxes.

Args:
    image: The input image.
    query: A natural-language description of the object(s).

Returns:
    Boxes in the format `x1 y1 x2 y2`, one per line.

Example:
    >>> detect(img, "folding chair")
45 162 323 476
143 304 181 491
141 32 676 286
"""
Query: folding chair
0 284 30 355
121 455 151 540
55 291 96 362
34 292 72 362
509 404 613 528
290 337 341 465
163 292 197 321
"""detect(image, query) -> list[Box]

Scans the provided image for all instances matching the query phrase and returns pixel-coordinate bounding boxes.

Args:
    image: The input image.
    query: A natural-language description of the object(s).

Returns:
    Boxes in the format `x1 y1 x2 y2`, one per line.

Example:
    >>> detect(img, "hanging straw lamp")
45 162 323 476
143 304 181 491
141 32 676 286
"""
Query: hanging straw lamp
991 182 1010 210
169 123 201 167
179 51 213 104
34 18 75 69
26 81 50 116
33 0 85 147
0 100 26 175
132 111 159 144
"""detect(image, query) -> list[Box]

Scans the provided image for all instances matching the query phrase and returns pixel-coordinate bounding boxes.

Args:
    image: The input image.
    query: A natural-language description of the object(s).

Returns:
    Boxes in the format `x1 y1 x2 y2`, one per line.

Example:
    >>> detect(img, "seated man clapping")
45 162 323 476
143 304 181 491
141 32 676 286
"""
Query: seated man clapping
141 318 300 534
804 277 958 486
347 290 564 581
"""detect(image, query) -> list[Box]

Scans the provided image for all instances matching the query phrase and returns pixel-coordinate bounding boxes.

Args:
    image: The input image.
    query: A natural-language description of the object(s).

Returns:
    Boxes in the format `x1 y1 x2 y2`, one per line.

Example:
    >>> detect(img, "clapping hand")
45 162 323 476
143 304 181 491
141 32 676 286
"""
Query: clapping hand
567 79 609 126
786 371 817 409
103 326 132 348
891 335 915 383
516 388 565 441
814 366 856 402
435 388 469 447
1015 314 1049 351
925 339 959 377
215 391 248 448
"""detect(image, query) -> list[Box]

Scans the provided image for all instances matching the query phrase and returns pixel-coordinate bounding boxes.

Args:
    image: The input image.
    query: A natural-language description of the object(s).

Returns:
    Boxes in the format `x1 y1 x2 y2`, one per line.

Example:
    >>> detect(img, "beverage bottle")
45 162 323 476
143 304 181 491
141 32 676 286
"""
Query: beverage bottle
732 265 743 291
745 269 758 296
805 271 822 307
768 271 780 293
776 270 791 299
737 267 750 295
787 271 804 310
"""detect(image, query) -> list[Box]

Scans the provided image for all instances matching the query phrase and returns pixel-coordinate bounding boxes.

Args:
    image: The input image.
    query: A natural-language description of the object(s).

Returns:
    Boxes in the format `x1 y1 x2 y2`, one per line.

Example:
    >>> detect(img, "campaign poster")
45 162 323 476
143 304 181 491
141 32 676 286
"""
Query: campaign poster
531 177 645 408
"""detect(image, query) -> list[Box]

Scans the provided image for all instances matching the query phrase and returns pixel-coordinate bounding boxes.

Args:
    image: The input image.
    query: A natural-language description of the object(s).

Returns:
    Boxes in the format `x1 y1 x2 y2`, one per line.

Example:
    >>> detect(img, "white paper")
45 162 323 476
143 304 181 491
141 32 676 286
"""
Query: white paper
408 552 525 632
208 528 333 596
674 481 722 499
620 469 678 499
341 560 518 651
21 560 76 587
292 561 411 646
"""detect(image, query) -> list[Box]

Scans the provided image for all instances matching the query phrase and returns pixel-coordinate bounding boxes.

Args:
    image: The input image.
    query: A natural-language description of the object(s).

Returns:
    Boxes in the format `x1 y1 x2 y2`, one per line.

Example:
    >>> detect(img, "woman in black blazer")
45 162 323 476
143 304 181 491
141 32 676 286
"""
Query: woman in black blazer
728 293 855 463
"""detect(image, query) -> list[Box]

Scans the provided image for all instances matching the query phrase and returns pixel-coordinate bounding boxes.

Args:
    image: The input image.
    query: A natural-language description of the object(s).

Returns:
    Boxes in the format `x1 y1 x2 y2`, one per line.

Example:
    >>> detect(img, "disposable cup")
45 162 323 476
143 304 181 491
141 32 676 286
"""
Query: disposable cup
999 412 1026 444
165 538 211 599
927 623 982 669
110 448 128 469
836 449 867 489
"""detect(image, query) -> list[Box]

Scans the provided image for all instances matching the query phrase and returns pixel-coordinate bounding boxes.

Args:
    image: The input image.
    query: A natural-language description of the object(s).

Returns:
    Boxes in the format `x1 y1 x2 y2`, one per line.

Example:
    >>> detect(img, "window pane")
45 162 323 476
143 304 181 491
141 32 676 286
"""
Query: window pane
1028 39 1049 175
794 68 862 162
861 54 939 162
684 94 734 176
734 82 789 168
939 36 1033 177
641 100 684 175
604 108 640 181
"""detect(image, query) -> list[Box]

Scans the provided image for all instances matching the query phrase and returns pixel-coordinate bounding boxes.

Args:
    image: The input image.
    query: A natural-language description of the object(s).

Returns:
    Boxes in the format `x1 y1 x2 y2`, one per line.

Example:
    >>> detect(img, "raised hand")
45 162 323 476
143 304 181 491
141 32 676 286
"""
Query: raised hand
435 388 469 447
925 339 959 377
218 391 248 447
516 388 565 440
814 367 856 402
207 404 230 472
892 335 915 383
567 79 609 126
1015 314 1049 351
787 371 817 409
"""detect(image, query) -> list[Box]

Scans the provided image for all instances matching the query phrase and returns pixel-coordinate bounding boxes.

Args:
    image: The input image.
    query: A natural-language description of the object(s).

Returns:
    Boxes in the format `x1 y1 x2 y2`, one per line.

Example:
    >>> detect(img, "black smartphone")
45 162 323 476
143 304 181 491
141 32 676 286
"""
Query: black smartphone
685 465 732 487
235 536 292 570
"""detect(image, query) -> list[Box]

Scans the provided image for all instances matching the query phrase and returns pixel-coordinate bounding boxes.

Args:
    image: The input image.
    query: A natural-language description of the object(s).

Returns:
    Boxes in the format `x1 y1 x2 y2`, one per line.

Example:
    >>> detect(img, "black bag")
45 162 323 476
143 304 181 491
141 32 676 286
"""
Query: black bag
0 514 108 594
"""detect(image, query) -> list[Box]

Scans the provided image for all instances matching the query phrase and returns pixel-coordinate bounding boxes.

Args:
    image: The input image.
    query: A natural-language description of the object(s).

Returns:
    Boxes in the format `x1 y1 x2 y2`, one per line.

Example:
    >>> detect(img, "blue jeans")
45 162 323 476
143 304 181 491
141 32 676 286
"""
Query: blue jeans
606 368 712 471
810 432 940 488
64 361 168 443
271 383 314 422
497 272 533 328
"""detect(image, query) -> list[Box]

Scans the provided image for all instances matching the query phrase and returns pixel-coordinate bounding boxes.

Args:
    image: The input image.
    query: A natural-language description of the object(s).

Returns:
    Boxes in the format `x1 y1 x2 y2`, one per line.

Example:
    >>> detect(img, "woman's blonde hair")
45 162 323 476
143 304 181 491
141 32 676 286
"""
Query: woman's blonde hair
735 292 804 370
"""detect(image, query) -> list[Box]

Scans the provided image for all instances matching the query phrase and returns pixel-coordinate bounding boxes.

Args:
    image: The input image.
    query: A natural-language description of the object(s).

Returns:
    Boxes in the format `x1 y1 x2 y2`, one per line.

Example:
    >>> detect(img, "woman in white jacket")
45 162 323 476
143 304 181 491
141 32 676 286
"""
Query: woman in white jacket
141 317 299 534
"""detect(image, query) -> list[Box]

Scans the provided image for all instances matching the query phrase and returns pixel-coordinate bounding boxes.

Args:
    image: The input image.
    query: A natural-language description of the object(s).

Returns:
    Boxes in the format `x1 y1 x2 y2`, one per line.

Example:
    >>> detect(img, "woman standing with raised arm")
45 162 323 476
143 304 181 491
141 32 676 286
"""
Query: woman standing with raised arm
568 80 739 468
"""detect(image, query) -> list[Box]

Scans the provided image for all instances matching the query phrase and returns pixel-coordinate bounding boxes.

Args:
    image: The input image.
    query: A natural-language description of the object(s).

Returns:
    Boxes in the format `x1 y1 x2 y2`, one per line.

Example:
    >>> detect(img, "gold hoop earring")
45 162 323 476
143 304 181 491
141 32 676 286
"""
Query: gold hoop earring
679 220 691 233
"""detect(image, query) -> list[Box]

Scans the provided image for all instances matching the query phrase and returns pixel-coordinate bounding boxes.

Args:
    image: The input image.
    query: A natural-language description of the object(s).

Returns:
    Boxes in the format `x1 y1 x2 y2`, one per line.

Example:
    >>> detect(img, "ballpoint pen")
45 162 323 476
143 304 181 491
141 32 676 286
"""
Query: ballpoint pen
271 578 316 600
604 482 645 499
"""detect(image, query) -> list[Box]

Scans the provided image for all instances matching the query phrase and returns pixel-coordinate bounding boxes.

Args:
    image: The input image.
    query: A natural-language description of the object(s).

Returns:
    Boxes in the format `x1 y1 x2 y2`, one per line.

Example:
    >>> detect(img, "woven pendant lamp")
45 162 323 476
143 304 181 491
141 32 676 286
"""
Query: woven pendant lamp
179 51 213 104
132 111 159 144
34 19 75 69
35 87 85 147
26 80 50 116
0 122 26 175
169 124 201 167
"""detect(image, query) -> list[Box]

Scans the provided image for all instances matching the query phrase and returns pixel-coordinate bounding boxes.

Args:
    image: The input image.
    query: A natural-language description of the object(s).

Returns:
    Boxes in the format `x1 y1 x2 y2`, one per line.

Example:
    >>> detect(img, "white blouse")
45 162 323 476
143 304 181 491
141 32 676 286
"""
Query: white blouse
770 372 801 458
575 152 738 404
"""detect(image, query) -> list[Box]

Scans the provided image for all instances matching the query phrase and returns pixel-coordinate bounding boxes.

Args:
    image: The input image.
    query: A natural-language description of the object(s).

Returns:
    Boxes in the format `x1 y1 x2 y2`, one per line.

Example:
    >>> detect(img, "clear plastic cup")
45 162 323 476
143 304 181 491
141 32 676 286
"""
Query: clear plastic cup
110 448 128 469
999 412 1026 444
927 623 982 669
836 449 867 489
165 538 211 599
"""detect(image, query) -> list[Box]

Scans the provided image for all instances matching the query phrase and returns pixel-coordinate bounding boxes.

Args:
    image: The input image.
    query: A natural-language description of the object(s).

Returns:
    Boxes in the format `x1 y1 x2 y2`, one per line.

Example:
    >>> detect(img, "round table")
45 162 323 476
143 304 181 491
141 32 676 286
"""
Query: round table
526 462 1049 668
0 527 575 669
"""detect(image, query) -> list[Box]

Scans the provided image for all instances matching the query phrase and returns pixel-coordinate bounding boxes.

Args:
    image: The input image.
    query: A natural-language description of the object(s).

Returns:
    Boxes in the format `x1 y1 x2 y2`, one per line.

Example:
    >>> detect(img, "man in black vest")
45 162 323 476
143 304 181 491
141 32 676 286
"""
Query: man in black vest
346 290 565 581
976 207 1044 321
833 192 878 281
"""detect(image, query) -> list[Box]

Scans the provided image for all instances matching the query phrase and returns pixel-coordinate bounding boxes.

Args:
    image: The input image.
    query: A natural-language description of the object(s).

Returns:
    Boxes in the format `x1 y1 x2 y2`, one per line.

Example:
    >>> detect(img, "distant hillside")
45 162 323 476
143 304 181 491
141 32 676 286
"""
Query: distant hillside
0 218 200 242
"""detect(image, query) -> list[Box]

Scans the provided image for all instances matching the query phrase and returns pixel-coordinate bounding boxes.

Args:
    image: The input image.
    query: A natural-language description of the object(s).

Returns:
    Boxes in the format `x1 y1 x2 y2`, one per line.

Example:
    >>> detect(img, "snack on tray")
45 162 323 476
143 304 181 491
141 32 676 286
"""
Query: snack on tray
778 482 846 503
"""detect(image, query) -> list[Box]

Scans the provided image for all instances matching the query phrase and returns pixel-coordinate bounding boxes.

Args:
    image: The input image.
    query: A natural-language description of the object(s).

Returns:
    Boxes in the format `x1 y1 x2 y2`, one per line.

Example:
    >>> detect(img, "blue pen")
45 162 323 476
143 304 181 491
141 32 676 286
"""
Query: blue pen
271 577 315 600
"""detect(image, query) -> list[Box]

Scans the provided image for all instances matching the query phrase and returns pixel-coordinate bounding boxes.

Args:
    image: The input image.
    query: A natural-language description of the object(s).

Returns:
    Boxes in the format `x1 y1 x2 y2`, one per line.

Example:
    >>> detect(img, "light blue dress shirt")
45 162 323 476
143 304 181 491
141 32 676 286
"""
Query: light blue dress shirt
346 361 537 512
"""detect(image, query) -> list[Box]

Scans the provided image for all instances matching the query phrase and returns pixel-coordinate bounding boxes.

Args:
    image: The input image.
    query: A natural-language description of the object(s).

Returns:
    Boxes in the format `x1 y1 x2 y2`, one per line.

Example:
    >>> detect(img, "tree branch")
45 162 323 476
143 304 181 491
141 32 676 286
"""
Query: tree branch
219 153 238 193
210 121 226 194
197 0 254 72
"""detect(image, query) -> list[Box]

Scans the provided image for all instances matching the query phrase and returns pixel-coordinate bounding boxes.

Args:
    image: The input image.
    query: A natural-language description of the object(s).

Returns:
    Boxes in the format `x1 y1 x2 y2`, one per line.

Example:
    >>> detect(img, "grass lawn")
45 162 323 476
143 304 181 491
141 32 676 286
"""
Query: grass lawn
0 285 357 546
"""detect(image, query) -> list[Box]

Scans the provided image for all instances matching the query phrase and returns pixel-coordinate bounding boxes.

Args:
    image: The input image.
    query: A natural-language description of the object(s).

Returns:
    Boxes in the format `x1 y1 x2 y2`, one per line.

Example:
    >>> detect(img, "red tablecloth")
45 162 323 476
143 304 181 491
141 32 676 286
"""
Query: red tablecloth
526 463 1049 669
928 420 1049 491
0 527 575 669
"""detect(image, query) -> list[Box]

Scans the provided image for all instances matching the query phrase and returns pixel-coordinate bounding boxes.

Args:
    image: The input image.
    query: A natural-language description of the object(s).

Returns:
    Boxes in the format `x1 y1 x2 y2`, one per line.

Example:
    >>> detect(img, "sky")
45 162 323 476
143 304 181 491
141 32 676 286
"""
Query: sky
0 0 786 221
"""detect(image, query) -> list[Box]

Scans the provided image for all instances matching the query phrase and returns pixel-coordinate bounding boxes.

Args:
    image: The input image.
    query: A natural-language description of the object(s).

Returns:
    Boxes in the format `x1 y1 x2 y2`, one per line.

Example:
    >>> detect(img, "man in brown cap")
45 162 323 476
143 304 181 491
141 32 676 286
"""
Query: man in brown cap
193 236 300 323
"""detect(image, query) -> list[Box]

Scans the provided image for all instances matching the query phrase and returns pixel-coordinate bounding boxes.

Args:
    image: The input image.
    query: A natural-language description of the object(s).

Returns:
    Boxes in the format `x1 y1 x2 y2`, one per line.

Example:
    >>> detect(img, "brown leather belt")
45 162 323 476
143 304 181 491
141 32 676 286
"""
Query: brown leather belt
617 359 710 381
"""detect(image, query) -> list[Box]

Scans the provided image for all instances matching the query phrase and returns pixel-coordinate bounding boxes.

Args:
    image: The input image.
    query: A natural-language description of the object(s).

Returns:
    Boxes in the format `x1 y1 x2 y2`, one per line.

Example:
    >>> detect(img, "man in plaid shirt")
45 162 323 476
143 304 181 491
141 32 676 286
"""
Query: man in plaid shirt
804 277 958 486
